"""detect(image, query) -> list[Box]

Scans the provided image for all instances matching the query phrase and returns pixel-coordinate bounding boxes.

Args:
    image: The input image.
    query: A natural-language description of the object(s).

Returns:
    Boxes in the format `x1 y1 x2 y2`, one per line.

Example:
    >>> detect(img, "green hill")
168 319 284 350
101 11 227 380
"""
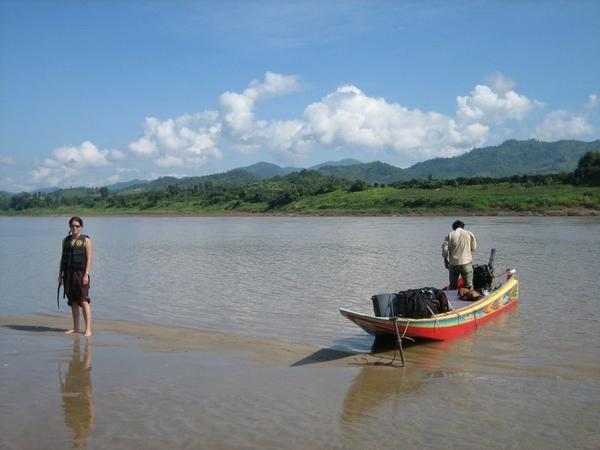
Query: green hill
402 139 600 180
239 162 299 178
309 158 363 170
7 139 598 196
316 139 600 183
118 169 259 194
317 161 405 184
106 179 150 192
116 162 297 194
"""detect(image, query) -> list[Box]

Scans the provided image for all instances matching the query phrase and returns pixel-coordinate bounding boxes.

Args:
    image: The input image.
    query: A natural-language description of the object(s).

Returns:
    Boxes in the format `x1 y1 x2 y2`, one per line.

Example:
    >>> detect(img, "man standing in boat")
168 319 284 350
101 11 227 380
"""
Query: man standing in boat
442 220 477 290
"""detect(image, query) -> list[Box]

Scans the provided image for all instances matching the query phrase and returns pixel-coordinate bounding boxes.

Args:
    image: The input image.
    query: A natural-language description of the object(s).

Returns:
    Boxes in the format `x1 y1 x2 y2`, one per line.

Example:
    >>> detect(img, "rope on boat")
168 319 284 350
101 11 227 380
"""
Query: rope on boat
426 305 437 327
434 313 440 329
353 318 414 368
446 299 467 325
390 318 414 367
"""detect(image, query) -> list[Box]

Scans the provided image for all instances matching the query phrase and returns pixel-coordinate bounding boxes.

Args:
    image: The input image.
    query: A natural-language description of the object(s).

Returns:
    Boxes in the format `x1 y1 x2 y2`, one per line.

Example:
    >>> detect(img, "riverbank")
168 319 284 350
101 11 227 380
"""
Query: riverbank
3 183 599 216
2 206 599 217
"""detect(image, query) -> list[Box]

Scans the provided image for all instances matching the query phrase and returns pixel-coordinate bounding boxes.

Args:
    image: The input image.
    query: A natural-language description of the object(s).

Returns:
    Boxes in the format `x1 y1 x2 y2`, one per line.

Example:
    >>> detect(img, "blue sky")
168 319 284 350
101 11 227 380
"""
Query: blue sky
1 0 599 192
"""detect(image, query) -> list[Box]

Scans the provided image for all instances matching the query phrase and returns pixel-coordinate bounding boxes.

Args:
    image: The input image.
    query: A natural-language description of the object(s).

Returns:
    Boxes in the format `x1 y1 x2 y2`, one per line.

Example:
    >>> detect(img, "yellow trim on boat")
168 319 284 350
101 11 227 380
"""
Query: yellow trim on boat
394 277 519 324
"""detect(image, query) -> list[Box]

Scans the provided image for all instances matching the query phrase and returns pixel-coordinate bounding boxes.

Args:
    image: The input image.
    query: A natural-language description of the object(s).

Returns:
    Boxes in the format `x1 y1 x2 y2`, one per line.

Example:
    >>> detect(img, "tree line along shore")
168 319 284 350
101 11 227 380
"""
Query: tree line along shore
2 152 599 216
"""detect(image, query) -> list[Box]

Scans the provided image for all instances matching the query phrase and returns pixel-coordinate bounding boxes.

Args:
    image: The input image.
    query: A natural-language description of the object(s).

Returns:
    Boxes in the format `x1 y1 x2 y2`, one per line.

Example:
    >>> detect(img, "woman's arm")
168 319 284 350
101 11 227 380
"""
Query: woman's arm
83 237 93 285
58 242 64 283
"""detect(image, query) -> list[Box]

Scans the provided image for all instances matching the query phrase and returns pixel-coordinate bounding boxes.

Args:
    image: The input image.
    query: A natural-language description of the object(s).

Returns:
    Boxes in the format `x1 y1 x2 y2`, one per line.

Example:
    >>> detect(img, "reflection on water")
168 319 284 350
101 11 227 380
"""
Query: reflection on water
342 365 415 424
342 339 449 423
59 337 94 450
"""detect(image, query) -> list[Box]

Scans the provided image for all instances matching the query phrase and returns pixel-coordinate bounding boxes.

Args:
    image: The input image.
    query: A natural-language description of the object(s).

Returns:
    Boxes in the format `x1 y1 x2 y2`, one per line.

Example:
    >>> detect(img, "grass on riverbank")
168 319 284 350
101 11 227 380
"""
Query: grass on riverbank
284 183 600 214
3 183 600 216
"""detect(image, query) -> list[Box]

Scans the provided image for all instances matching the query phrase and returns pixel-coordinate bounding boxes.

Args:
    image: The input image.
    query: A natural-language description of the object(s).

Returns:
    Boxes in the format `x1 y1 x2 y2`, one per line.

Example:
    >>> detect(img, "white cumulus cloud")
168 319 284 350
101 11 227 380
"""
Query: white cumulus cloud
301 85 486 162
128 112 222 167
533 95 597 140
534 110 593 140
128 72 303 167
219 71 302 140
456 83 539 125
118 70 600 176
30 141 120 187
260 119 312 162
49 140 112 168
126 72 546 167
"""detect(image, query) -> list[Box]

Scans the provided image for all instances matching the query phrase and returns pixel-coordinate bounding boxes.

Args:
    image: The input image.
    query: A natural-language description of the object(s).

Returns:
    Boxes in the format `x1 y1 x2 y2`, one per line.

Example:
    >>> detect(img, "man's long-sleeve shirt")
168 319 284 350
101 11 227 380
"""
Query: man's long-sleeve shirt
442 227 477 266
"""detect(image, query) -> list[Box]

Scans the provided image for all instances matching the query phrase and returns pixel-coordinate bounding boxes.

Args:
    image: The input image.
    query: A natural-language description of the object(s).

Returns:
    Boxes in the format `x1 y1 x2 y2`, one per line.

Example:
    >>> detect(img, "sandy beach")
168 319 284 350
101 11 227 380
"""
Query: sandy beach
0 314 358 367
0 314 397 450
2 310 599 449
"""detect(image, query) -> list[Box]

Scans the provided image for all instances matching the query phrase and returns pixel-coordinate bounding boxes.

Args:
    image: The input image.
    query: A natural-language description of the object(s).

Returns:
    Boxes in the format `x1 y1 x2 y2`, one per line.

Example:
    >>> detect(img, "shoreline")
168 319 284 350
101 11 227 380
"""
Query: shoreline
2 207 599 218
0 314 359 367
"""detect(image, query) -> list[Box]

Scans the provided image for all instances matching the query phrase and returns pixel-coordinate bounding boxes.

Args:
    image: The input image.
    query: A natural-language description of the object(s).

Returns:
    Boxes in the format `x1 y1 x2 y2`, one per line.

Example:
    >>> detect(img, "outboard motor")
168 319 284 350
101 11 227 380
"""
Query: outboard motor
473 248 496 292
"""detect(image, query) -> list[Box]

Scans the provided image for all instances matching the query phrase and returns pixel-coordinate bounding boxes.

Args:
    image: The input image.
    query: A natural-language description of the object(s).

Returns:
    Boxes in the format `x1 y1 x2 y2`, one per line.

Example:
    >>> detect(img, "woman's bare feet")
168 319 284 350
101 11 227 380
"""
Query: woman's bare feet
84 329 92 337
64 329 80 334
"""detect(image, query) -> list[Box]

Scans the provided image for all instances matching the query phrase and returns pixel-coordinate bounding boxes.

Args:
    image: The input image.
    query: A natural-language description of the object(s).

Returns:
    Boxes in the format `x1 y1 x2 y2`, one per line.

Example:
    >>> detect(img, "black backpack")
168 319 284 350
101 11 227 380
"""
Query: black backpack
391 287 450 318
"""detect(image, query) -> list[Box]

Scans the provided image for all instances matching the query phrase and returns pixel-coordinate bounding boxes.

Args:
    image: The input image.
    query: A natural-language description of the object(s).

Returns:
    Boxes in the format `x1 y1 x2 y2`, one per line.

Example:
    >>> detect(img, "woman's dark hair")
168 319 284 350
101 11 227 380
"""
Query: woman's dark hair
69 216 84 227
452 220 465 230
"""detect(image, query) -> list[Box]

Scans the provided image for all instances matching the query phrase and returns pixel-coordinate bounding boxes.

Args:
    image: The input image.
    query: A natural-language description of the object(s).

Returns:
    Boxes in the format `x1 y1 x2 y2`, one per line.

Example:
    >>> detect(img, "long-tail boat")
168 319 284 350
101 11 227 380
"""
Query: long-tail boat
340 270 518 341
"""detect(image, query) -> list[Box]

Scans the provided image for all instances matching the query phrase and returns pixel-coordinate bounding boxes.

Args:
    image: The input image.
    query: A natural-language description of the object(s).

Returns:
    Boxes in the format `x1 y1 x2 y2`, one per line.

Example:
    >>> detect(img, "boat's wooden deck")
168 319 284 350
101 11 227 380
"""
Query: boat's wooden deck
445 290 478 310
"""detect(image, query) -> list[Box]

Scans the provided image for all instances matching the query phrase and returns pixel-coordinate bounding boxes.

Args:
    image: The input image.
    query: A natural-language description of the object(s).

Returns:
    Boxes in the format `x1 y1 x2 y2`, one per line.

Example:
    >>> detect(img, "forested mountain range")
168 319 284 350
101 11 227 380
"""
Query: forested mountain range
317 140 600 183
3 142 599 213
403 139 599 180
115 160 352 193
117 139 598 192
309 158 363 170
119 168 259 193
8 139 599 196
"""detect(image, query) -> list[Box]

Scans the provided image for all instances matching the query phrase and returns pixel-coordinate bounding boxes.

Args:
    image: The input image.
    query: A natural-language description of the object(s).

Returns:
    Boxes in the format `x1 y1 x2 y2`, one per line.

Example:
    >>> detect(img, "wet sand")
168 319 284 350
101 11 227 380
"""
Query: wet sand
0 314 379 450
0 314 357 367
2 314 599 450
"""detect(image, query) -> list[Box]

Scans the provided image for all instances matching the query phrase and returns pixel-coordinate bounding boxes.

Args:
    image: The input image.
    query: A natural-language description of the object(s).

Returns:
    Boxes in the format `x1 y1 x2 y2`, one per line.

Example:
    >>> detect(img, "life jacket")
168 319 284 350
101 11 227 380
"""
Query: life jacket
61 234 89 271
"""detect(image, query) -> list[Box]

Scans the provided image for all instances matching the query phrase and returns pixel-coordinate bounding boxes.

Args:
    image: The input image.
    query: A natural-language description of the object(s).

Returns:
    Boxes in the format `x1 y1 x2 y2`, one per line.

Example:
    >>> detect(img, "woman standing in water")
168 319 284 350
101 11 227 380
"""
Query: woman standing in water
59 216 94 337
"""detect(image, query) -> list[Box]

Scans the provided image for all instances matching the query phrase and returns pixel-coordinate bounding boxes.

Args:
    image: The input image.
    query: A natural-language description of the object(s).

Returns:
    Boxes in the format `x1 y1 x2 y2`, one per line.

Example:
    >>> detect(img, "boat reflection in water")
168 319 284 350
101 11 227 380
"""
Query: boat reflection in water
59 337 95 450
341 337 470 427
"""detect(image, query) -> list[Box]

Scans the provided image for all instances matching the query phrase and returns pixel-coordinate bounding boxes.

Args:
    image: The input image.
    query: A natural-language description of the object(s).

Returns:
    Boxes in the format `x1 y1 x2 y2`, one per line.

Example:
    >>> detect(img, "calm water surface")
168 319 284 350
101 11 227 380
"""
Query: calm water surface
1 216 599 449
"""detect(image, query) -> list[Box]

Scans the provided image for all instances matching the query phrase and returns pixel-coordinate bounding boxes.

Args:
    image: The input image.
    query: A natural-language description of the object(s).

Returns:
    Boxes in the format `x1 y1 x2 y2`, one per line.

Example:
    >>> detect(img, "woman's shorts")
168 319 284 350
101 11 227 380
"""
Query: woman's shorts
64 271 91 306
